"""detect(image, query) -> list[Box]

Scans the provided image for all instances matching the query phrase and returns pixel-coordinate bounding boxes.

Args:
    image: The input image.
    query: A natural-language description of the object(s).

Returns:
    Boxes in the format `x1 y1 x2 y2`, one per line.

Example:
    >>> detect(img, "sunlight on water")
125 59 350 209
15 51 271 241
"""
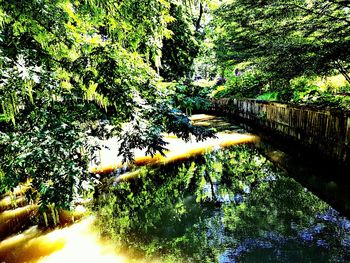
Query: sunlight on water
0 195 27 212
0 204 39 238
0 217 127 263
189 114 217 122
1 114 349 262
1 115 258 262
90 114 259 174
90 133 259 174
113 133 259 182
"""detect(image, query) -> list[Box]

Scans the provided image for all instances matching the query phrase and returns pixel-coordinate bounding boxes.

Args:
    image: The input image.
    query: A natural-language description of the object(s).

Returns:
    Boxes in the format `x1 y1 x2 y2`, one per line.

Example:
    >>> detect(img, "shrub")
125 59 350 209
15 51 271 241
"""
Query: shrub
172 83 212 115
213 71 268 99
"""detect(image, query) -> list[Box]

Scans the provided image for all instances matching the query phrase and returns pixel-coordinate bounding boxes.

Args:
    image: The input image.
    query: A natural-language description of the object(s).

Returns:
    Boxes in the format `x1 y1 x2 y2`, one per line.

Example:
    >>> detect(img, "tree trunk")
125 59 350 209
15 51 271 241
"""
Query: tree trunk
336 60 350 84
195 2 204 32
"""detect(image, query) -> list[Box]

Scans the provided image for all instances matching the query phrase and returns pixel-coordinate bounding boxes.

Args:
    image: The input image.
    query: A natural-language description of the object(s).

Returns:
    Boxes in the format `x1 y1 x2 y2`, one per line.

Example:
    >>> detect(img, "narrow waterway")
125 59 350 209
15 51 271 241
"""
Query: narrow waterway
1 114 349 262
94 115 350 262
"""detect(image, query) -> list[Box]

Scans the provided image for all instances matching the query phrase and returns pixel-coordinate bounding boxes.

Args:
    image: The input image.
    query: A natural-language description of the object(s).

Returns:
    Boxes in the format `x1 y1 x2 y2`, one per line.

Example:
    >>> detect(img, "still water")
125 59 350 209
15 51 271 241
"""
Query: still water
1 115 349 262
96 144 350 262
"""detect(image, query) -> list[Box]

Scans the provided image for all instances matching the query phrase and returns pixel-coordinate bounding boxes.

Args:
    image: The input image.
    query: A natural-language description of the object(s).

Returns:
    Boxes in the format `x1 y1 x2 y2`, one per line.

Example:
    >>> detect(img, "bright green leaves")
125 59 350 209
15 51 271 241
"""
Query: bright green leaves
0 103 99 209
0 54 43 124
59 1 79 22
212 0 350 85
84 81 110 110
0 0 215 213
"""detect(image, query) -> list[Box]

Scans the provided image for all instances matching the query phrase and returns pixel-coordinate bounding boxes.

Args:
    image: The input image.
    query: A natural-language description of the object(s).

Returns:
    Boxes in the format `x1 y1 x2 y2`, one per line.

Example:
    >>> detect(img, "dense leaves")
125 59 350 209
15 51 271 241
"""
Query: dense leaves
1 0 348 216
213 69 268 99
212 0 350 85
160 3 200 81
0 0 214 210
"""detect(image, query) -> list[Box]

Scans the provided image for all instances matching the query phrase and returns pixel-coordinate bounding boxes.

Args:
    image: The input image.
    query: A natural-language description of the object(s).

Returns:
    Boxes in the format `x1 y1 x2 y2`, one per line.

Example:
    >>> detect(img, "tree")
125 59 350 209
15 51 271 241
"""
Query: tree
0 0 213 211
212 0 350 86
159 0 221 81
159 2 200 81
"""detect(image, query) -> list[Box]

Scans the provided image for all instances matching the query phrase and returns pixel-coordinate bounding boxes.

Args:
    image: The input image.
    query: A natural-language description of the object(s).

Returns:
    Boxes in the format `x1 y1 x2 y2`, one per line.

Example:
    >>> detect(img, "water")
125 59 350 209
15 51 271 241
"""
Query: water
95 144 350 262
1 115 349 262
0 217 127 263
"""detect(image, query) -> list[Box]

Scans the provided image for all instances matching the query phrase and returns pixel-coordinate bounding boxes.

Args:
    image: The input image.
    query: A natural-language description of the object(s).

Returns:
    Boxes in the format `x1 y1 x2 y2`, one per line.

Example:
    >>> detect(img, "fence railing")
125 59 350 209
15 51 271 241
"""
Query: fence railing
209 98 350 165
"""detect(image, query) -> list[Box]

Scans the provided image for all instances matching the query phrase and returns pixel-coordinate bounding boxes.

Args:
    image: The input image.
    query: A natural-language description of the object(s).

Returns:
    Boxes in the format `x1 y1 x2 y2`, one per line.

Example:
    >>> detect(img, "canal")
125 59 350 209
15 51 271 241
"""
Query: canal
94 114 350 262
0 114 349 262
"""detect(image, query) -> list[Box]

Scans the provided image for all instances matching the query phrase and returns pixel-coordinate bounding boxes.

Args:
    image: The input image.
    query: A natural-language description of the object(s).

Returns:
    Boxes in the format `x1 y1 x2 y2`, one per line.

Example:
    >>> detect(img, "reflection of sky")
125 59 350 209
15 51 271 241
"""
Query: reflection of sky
213 177 350 263
217 208 350 262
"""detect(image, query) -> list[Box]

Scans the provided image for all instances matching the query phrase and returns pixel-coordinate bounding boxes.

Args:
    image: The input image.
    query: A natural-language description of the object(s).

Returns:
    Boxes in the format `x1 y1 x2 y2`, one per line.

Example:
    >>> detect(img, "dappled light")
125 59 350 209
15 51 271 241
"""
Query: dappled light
0 0 349 262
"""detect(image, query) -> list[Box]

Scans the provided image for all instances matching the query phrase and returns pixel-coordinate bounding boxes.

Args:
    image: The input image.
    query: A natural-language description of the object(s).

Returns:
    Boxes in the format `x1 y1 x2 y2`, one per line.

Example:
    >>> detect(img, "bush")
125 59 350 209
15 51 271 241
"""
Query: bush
256 92 279 101
212 71 268 99
172 83 212 115
279 76 349 110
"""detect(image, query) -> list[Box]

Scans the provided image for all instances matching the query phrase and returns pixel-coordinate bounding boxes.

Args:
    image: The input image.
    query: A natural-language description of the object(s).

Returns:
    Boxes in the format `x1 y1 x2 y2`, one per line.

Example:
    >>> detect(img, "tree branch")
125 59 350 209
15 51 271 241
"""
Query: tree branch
335 60 350 84
283 2 350 26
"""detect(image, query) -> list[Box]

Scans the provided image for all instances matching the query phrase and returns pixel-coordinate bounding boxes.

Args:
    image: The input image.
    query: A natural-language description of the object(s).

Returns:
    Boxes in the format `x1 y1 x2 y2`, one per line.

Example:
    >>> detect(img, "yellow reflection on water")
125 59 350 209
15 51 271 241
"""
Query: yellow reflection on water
189 114 217 122
0 204 39 239
91 114 256 174
0 217 127 263
0 115 259 262
115 132 259 181
91 115 260 175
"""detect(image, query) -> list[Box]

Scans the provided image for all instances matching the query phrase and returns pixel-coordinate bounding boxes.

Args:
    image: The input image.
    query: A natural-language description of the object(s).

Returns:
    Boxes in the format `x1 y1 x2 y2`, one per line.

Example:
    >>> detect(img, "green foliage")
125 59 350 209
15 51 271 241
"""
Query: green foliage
94 145 347 262
162 83 212 115
212 0 350 86
0 97 100 209
160 3 200 81
211 67 350 110
278 76 320 102
293 91 350 110
176 84 211 113
213 70 268 99
278 76 350 110
0 0 214 212
256 92 279 101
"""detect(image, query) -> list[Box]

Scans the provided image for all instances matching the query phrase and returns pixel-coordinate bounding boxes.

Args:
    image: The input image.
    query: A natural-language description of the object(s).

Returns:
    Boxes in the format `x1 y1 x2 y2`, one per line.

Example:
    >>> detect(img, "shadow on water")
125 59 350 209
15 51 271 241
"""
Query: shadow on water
3 115 347 262
194 114 350 218
95 143 350 262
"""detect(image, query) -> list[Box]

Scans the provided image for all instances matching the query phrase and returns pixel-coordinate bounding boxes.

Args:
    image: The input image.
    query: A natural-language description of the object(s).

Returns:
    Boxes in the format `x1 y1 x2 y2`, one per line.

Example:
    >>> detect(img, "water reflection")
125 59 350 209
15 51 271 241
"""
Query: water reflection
95 145 350 262
90 131 258 175
0 217 127 263
2 115 349 262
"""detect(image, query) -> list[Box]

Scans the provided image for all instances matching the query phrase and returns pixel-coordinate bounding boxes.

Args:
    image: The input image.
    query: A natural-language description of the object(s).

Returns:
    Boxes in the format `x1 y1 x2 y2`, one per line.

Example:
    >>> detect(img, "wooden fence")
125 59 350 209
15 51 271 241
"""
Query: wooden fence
209 98 350 165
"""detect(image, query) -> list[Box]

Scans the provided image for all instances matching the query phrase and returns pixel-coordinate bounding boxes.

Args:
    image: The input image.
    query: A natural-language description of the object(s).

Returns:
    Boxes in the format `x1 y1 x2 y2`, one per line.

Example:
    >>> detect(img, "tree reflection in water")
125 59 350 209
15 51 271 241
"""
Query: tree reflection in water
95 145 350 262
